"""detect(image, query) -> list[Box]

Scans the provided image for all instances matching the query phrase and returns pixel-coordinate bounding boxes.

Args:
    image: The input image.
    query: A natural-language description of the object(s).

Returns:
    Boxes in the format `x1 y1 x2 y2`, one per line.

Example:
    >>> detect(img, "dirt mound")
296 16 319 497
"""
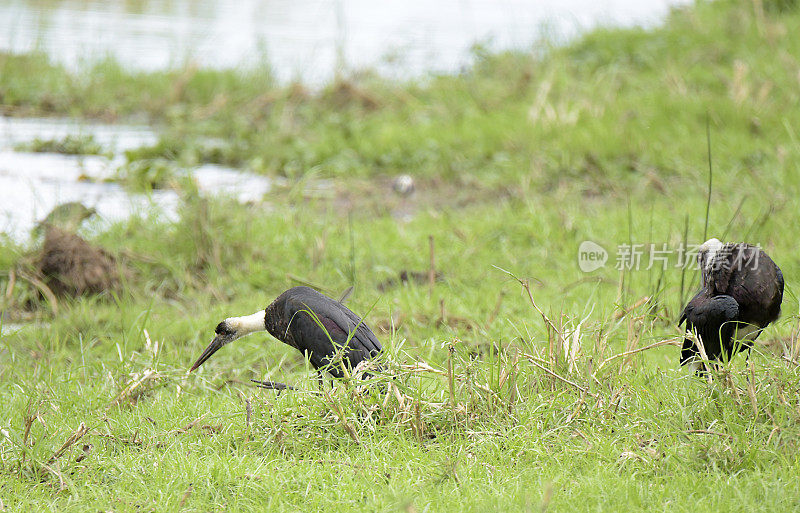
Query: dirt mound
37 228 119 297
323 80 382 110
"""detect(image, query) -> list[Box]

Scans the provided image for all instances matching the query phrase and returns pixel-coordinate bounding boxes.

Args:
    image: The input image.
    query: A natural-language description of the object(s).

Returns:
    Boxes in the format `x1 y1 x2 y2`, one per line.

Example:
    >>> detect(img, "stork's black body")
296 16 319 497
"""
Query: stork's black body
680 240 783 367
264 286 382 378
190 286 382 380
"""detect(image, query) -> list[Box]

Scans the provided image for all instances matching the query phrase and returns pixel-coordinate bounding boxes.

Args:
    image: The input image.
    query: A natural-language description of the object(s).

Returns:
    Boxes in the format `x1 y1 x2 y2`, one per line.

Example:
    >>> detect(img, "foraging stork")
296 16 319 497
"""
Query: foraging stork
680 238 784 369
189 286 382 383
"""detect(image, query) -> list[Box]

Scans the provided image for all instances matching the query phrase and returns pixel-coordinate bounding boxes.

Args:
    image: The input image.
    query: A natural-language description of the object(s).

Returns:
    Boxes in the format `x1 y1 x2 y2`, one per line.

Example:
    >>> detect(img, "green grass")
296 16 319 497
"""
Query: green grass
13 134 108 157
2 0 800 510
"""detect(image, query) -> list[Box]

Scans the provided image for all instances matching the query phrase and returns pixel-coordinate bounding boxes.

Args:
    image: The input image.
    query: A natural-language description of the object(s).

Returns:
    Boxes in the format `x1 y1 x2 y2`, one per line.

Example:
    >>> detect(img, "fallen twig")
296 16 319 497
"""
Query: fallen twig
685 429 733 439
178 486 194 508
107 369 163 409
48 422 89 464
40 462 66 491
521 353 598 398
493 266 564 345
596 338 681 372
18 271 58 315
170 415 209 435
4 268 16 302
612 296 651 320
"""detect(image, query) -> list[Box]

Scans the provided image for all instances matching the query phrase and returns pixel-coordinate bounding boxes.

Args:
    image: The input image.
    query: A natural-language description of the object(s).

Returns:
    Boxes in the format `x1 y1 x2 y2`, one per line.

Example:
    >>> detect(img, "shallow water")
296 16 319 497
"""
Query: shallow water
0 116 272 241
1 0 689 83
0 1 690 239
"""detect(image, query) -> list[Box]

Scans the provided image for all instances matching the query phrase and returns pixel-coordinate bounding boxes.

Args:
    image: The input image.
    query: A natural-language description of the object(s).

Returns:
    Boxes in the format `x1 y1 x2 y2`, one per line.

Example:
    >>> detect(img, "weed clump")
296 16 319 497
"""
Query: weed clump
114 159 182 191
321 79 383 111
124 137 247 167
13 134 108 156
36 228 119 297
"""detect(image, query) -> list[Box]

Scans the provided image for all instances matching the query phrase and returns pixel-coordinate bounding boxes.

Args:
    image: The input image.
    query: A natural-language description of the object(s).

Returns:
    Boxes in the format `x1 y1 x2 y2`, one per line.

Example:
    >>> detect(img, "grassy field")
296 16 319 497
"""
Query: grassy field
2 0 800 511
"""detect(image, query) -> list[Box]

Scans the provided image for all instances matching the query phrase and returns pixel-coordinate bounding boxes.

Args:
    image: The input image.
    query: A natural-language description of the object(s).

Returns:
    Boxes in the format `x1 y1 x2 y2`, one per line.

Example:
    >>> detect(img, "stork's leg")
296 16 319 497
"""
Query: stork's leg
250 379 294 391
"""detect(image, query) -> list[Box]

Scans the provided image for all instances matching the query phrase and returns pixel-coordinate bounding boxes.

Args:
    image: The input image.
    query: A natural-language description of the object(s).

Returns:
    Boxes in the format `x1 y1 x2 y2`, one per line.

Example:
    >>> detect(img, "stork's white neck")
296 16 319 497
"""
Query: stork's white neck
227 311 266 336
699 238 723 273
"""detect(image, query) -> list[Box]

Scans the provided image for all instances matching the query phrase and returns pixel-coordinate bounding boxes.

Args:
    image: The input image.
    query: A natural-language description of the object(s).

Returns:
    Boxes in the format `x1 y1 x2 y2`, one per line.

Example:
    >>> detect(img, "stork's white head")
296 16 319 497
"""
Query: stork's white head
698 238 724 278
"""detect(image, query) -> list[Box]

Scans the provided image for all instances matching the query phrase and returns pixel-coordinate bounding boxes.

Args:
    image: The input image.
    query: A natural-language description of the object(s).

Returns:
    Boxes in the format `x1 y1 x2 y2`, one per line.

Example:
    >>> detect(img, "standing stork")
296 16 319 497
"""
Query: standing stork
190 286 382 384
680 238 784 370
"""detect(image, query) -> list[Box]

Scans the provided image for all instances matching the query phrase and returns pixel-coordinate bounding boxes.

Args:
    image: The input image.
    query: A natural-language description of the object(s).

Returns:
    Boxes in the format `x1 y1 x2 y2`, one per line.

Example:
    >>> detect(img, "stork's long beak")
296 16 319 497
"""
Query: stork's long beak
190 333 235 372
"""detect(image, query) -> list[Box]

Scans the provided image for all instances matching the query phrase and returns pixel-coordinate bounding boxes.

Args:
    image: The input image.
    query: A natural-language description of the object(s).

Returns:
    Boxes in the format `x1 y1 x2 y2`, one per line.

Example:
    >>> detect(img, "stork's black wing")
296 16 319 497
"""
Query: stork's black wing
282 289 382 378
680 293 740 364
710 244 783 326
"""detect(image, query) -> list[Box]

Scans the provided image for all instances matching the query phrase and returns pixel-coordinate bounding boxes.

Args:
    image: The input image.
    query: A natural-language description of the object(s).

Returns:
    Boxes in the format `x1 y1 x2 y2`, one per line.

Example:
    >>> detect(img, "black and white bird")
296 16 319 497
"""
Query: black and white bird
680 238 784 370
190 286 382 383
